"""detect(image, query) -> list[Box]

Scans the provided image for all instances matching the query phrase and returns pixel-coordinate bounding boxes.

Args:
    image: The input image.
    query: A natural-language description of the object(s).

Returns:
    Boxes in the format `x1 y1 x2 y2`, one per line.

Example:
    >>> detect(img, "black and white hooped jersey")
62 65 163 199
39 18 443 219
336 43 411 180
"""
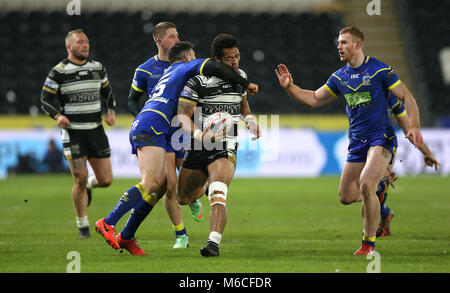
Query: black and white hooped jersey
41 58 116 130
180 69 247 149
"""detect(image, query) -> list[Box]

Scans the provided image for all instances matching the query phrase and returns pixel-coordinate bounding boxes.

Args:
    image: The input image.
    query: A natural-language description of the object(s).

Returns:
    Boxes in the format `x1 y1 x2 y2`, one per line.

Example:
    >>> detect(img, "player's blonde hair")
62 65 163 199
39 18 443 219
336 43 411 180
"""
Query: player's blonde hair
152 22 177 42
339 26 365 42
65 28 86 45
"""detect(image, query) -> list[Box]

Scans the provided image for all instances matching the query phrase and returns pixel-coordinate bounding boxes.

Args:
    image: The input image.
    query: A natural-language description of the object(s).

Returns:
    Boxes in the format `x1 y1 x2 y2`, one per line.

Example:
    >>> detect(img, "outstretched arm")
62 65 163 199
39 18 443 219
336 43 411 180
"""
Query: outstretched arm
201 60 258 96
275 64 335 108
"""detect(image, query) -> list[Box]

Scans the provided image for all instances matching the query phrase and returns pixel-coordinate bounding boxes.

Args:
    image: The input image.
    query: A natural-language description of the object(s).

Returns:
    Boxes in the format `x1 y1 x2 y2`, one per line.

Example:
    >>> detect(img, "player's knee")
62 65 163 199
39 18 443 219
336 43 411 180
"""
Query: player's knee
338 187 360 205
97 176 112 187
177 188 193 205
338 193 353 205
141 178 165 195
72 172 88 189
208 181 228 207
359 179 375 198
178 196 191 206
165 184 176 200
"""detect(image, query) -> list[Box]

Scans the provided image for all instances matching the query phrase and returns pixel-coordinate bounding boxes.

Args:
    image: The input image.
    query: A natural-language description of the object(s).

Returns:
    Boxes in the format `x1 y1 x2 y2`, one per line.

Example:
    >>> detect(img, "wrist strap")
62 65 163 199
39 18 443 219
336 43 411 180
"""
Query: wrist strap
244 114 256 125
193 129 202 141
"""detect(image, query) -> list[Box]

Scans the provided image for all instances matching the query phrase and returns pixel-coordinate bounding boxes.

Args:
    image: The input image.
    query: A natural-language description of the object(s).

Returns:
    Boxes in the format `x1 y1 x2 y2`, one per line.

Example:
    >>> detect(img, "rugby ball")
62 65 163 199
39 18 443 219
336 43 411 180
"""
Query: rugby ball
204 111 233 133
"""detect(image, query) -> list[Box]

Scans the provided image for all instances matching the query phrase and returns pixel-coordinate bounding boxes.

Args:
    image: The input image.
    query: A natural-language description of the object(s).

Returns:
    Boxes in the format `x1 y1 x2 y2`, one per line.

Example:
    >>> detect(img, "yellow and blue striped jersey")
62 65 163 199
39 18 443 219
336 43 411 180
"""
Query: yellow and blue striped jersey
140 58 209 132
132 55 171 97
325 56 402 140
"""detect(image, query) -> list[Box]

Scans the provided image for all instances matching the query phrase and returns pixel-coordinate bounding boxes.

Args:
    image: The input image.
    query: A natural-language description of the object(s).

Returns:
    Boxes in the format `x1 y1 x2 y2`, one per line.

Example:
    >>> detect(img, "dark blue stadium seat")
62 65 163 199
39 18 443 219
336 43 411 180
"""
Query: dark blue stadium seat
1 10 344 114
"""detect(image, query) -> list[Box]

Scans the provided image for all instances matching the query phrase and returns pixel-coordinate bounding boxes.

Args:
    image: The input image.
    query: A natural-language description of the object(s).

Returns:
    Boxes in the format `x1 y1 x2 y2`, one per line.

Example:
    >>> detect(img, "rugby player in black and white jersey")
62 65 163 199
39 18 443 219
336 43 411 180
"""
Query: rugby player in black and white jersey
40 29 116 238
176 34 260 256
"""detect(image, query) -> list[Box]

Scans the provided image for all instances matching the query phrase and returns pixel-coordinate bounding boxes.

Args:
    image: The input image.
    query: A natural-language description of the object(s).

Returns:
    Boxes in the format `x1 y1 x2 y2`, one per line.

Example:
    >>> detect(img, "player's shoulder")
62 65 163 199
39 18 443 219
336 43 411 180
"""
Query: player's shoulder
187 57 210 68
238 68 247 79
136 56 157 69
186 74 205 88
50 59 69 73
136 55 169 73
329 65 346 80
366 56 391 70
87 59 105 71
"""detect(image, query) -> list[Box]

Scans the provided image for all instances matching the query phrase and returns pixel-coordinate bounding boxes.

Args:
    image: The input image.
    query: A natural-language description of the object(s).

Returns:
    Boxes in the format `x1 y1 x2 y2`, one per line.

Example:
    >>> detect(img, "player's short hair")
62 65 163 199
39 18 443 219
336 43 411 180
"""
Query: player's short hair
167 41 194 64
339 26 365 42
153 22 177 42
65 29 85 45
211 33 239 59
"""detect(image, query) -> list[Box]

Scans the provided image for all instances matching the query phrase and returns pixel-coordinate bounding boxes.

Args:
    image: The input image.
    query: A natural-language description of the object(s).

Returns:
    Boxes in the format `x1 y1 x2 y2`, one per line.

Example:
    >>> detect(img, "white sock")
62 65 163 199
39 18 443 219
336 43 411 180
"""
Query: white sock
76 216 89 229
209 231 222 245
86 175 98 189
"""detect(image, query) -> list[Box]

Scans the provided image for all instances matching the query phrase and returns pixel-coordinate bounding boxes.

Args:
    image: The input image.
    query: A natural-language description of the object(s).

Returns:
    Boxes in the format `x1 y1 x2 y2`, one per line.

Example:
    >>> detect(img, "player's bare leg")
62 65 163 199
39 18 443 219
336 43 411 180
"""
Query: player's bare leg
177 168 208 205
163 153 189 248
106 146 167 255
87 157 113 187
376 161 397 237
338 162 365 205
164 153 183 227
355 146 391 255
201 158 235 257
85 157 113 206
136 146 167 196
67 156 90 238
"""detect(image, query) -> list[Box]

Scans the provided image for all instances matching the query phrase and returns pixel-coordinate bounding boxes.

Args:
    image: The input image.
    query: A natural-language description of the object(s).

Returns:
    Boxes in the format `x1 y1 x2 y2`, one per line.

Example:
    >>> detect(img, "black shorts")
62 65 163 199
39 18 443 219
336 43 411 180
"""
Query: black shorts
61 125 111 160
182 147 237 175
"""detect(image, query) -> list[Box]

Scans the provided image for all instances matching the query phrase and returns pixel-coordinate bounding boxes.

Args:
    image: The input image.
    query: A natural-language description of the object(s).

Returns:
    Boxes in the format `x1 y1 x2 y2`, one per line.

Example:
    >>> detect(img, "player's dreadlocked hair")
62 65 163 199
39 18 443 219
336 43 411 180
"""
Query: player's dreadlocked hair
211 33 239 59
167 41 194 64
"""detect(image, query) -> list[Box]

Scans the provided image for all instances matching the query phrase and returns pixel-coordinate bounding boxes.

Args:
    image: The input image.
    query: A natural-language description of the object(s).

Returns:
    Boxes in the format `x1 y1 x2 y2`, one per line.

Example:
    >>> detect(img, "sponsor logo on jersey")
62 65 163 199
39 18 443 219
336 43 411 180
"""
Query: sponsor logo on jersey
44 78 55 89
344 92 372 108
387 68 395 78
181 86 194 97
203 104 241 115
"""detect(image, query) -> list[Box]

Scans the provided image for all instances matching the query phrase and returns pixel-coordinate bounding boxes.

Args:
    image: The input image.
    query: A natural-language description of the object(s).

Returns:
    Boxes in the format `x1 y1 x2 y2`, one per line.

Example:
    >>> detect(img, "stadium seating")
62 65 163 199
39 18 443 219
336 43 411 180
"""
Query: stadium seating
0 11 343 115
396 0 450 123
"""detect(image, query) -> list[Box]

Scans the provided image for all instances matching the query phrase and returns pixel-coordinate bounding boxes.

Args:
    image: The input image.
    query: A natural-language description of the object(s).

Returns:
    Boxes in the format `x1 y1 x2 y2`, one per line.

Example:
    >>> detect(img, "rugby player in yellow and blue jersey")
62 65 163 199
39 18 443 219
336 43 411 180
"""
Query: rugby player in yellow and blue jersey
95 41 258 254
126 22 203 250
276 26 424 256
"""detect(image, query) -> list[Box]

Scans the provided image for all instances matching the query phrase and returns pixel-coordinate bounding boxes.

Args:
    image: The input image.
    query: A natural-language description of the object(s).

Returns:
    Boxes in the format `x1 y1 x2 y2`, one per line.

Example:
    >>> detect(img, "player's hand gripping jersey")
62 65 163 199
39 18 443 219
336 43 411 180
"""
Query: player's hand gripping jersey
138 58 210 134
180 69 248 151
129 58 250 154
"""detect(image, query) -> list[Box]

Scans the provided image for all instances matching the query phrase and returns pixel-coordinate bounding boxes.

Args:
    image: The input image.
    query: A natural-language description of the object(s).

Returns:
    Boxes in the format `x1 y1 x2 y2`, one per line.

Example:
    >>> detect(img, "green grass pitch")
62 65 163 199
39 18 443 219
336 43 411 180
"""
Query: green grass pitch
0 175 448 273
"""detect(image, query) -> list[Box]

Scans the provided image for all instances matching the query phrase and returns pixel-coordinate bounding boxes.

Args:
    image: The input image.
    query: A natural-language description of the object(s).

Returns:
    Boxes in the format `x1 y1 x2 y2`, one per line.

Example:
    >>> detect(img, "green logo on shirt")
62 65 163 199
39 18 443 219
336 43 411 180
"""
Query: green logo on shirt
344 92 372 108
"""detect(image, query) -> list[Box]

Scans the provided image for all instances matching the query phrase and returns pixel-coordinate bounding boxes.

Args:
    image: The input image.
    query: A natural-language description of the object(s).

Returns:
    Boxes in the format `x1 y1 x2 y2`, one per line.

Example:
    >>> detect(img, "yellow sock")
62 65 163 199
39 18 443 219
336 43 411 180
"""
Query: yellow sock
173 222 185 232
362 235 376 247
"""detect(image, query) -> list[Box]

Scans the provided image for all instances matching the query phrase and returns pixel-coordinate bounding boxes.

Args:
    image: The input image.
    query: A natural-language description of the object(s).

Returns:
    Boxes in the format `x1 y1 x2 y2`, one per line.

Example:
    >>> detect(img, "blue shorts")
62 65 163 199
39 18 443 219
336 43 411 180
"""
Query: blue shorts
347 132 398 164
129 111 169 155
165 127 188 159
